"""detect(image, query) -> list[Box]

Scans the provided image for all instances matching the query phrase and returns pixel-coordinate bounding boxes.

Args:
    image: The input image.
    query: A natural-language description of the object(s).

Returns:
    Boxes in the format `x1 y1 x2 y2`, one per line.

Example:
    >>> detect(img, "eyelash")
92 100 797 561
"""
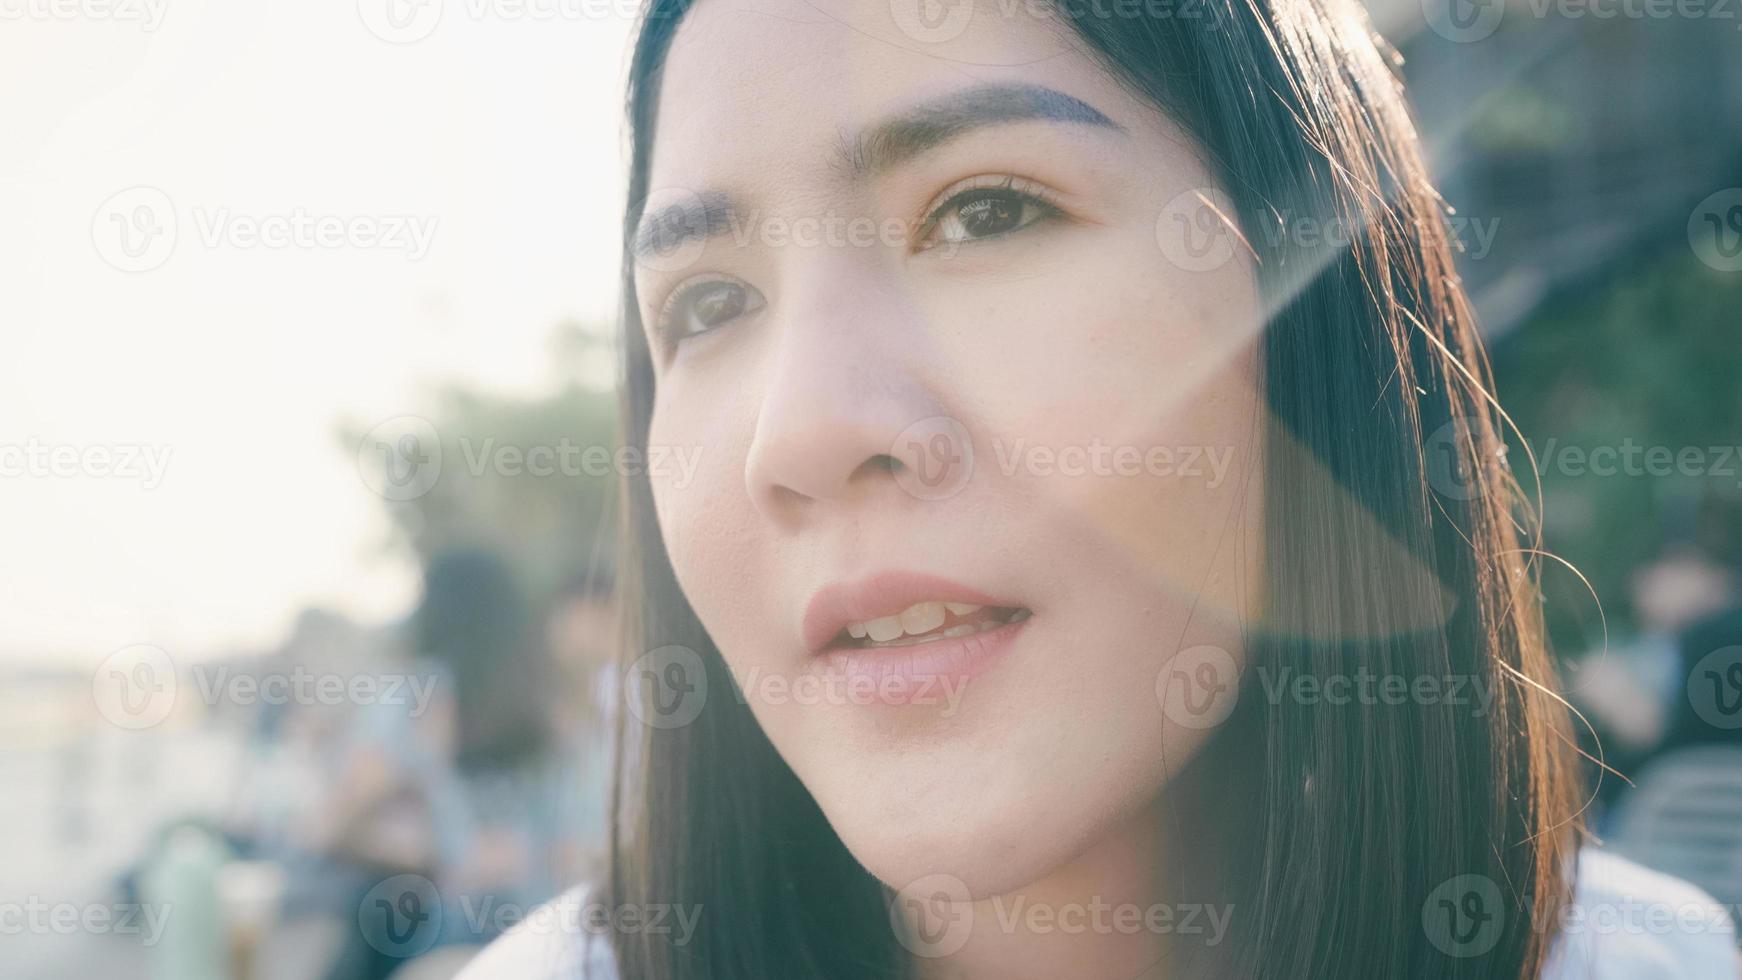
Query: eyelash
650 174 1065 350
914 174 1064 251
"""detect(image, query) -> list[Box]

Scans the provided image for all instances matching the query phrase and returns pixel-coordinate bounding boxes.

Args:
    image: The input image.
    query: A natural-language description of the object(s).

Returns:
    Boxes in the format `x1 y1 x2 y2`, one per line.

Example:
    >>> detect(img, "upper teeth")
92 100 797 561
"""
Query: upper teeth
846 602 983 641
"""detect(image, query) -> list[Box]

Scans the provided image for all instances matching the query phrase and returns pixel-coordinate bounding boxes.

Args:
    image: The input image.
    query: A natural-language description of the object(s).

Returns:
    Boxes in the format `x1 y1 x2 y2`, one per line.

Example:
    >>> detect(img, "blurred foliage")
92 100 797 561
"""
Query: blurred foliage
344 321 620 606
1490 249 1742 651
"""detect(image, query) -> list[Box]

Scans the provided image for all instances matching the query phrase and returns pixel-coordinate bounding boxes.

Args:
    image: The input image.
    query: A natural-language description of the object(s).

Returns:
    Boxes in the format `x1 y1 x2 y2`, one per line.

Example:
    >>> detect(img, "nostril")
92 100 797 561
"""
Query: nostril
861 455 904 477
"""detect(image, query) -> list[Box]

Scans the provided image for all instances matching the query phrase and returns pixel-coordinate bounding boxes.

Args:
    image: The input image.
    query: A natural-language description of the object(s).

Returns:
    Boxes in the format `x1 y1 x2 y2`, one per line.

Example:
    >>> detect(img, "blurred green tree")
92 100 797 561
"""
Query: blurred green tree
1491 249 1742 653
344 321 620 605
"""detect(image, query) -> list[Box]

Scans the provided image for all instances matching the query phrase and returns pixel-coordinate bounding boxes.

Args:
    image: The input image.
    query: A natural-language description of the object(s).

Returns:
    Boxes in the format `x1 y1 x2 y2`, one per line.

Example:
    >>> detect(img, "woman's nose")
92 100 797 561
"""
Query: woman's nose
742 269 957 525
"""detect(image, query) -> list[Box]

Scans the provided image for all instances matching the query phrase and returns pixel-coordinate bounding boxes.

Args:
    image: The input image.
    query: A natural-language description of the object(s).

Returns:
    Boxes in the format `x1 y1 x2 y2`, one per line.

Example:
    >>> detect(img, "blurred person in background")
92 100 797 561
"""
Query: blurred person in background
1661 600 1742 753
315 546 588 979
1568 544 1739 810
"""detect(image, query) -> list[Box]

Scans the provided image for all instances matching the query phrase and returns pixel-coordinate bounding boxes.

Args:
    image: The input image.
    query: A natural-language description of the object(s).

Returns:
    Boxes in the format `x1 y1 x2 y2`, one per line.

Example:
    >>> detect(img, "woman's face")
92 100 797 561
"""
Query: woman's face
637 0 1265 897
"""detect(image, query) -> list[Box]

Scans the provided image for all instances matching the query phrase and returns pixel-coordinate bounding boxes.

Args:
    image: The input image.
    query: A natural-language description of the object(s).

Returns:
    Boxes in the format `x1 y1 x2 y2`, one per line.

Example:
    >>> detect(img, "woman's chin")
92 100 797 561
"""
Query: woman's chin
843 818 1076 901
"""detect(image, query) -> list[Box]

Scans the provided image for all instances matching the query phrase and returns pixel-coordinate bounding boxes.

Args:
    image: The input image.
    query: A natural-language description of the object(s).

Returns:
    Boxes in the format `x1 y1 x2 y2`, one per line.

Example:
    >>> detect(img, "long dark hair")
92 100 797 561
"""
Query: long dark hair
606 2 1584 978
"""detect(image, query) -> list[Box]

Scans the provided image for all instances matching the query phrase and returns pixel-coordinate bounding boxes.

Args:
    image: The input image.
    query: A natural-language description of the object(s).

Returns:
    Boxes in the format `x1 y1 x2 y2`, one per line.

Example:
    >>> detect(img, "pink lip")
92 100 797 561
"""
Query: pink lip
801 570 1022 654
818 615 1031 704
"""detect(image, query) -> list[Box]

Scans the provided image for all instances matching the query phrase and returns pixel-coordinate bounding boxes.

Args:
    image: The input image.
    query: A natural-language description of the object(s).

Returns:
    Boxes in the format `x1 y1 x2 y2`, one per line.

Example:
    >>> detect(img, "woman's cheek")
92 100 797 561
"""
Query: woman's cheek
647 395 770 648
917 228 1265 623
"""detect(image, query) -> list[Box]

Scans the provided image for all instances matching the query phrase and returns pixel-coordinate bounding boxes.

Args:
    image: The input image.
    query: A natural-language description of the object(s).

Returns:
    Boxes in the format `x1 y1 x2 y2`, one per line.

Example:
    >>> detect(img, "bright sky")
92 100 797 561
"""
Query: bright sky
1 0 637 664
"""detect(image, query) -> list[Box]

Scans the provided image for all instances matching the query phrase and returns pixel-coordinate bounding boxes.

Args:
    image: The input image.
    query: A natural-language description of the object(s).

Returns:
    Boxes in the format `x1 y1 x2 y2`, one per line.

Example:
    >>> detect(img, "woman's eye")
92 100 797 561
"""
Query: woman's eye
919 184 1060 250
657 277 765 345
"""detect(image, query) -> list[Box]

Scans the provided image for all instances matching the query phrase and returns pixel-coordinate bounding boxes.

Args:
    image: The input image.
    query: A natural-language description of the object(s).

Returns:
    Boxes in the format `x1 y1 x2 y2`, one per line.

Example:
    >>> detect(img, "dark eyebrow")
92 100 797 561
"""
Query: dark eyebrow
843 82 1124 176
632 190 738 261
631 84 1122 262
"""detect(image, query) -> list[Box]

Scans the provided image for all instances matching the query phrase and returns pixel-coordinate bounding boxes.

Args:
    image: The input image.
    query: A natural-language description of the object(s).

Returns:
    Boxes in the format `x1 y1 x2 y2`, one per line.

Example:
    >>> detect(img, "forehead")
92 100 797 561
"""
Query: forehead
647 0 1137 189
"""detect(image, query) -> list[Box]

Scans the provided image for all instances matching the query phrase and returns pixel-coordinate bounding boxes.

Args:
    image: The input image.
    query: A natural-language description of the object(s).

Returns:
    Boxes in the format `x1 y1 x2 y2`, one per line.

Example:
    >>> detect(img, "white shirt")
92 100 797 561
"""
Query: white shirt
458 848 1738 979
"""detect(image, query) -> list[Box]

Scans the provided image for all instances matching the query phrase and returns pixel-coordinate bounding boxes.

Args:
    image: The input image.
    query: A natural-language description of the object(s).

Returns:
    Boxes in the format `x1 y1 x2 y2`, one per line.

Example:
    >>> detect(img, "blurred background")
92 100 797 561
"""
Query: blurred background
2 1 1739 977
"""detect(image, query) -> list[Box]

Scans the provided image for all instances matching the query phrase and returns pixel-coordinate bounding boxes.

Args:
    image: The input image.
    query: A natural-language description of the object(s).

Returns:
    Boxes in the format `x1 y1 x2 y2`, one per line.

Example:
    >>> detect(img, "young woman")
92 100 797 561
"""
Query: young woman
464 0 1739 976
